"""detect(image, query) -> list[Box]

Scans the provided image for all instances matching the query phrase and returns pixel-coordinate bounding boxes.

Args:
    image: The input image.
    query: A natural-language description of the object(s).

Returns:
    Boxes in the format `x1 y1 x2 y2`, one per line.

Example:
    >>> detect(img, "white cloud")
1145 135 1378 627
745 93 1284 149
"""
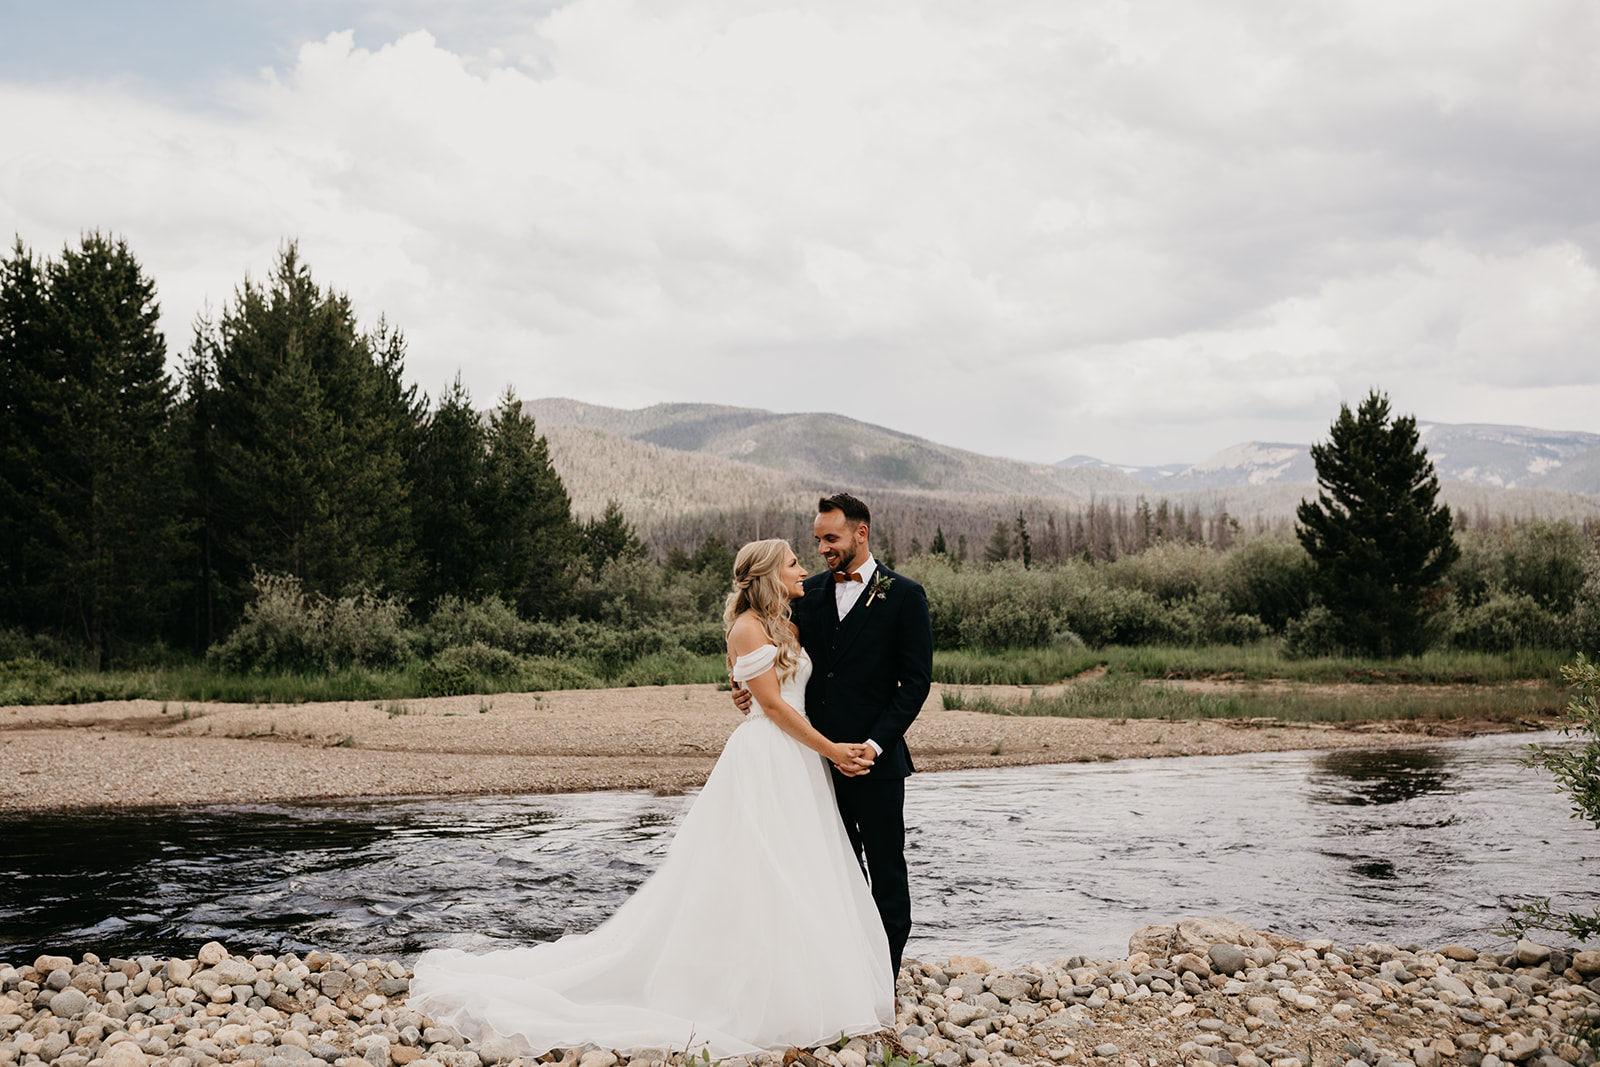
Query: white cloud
2 0 1598 465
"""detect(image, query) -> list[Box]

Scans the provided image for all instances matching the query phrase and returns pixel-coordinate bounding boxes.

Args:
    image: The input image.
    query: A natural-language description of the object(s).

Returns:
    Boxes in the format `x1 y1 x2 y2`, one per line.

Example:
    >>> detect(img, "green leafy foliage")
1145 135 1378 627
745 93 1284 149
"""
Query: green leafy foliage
206 571 411 672
1501 652 1600 945
1296 390 1459 657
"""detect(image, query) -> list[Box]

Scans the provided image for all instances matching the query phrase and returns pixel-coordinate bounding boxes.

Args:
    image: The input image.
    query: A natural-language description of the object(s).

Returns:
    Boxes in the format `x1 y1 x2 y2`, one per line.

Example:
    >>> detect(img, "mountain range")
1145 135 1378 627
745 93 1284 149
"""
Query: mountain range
1063 423 1600 493
524 399 1600 534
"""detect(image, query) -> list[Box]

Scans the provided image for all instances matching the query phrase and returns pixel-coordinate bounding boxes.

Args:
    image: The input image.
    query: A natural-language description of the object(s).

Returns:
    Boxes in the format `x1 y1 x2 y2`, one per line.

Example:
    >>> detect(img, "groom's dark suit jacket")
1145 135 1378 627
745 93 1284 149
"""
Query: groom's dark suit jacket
794 566 933 778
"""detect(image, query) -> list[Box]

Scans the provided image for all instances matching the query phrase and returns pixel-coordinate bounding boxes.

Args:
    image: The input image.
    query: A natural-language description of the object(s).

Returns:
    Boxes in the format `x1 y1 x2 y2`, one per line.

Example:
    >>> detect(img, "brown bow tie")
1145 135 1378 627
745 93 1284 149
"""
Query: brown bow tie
833 571 863 583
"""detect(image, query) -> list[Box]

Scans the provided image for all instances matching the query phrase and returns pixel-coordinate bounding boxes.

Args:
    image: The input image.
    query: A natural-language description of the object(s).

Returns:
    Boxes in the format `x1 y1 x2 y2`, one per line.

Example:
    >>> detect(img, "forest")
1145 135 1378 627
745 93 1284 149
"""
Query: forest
3 235 1599 707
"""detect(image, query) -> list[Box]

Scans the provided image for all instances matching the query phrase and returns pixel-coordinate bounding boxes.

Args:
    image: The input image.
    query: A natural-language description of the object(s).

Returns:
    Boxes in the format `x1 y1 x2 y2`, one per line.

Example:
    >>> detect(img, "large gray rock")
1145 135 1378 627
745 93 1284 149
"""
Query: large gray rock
49 988 90 1018
212 960 257 986
988 976 1031 1002
1515 941 1552 967
947 1001 988 1027
1432 975 1472 997
46 969 72 991
477 1039 518 1066
1209 944 1249 976
318 971 352 997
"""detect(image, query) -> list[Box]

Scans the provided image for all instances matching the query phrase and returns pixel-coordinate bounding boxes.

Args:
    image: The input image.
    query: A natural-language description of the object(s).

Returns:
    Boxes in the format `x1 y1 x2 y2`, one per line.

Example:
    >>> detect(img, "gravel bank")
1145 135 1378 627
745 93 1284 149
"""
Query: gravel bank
0 683 1547 812
3 920 1595 1067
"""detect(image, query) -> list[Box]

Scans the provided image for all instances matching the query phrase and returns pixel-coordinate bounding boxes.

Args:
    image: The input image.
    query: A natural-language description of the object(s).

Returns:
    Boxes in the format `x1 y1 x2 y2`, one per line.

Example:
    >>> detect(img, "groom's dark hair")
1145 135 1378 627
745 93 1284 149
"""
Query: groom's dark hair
818 492 871 529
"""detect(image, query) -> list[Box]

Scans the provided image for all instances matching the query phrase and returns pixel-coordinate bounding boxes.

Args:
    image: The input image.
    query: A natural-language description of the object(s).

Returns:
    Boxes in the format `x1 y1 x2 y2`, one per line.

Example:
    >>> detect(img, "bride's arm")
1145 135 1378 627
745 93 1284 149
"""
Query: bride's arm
728 619 859 766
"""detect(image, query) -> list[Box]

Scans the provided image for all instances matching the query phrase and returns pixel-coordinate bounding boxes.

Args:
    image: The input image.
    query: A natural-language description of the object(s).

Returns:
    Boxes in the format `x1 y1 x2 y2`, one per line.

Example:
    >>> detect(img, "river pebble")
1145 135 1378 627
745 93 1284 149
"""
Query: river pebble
3 923 1598 1067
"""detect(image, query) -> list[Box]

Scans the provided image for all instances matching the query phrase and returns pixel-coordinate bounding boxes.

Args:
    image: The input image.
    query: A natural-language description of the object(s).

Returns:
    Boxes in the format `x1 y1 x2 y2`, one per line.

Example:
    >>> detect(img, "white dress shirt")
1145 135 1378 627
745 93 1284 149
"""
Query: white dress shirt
831 553 883 756
833 553 877 619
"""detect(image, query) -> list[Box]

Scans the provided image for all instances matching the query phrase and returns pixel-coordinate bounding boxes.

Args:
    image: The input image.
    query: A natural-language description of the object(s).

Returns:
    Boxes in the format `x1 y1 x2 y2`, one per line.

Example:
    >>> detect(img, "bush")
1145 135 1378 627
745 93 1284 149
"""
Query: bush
1451 592 1567 653
1283 605 1346 659
0 627 87 668
1060 585 1170 647
422 595 541 655
417 643 604 696
1217 535 1314 633
208 571 412 672
1104 542 1222 603
1574 554 1600 655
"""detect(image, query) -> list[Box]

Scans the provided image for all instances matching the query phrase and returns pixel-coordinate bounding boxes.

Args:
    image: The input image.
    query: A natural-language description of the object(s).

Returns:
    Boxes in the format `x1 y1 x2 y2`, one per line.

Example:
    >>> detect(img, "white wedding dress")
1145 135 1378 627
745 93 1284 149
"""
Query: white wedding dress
408 646 894 1057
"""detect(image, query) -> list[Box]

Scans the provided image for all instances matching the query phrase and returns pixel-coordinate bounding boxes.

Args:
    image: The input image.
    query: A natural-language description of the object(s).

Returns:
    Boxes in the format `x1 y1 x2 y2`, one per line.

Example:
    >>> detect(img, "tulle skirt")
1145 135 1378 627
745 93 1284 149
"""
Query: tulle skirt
408 713 894 1057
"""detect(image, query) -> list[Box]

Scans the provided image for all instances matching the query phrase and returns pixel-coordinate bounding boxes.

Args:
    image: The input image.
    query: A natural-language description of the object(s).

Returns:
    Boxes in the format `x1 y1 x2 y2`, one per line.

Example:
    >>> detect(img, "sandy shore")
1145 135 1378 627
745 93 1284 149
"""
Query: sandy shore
0 681 1550 812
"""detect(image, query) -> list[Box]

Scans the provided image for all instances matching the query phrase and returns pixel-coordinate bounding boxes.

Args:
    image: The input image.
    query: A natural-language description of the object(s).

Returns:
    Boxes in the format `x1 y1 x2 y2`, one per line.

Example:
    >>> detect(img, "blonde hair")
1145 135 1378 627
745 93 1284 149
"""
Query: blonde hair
723 538 803 682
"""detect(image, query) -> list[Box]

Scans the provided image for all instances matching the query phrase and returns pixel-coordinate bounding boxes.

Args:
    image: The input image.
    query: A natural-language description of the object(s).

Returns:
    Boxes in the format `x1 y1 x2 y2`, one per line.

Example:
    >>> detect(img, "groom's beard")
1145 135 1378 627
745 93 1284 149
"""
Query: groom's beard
827 541 865 574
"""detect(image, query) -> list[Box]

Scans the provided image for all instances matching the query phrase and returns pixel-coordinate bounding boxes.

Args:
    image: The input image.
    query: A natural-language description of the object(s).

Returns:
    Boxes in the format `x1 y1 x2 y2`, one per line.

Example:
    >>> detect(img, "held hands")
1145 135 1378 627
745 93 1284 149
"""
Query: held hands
729 679 871 774
831 742 875 777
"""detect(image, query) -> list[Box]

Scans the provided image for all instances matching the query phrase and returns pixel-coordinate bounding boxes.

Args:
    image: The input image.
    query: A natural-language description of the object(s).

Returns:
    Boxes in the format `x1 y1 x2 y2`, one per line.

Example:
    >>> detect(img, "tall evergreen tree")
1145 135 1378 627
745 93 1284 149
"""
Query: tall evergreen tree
189 244 422 627
480 388 580 617
412 376 489 605
0 234 186 666
929 526 949 557
1296 390 1459 656
1014 511 1032 569
583 500 646 575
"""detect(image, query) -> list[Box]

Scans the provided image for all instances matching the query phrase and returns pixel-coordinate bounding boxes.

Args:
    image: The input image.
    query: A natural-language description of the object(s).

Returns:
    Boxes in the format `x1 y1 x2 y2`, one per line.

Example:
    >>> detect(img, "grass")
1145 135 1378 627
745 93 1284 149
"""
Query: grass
930 642 1573 687
0 652 729 706
941 672 1567 723
0 639 1575 712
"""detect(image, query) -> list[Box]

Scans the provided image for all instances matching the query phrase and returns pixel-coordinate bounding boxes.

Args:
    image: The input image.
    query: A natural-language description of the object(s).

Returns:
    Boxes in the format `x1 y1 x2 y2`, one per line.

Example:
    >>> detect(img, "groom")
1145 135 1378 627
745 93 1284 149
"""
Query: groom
735 492 933 978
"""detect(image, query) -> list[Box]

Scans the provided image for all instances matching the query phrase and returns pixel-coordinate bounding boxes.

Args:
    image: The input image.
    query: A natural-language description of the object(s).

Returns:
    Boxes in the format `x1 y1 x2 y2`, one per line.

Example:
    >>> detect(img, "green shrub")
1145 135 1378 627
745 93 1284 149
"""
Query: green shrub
0 627 87 668
1451 592 1566 653
208 571 412 672
1216 535 1314 632
1283 605 1346 659
433 642 527 677
1104 541 1222 602
422 595 541 655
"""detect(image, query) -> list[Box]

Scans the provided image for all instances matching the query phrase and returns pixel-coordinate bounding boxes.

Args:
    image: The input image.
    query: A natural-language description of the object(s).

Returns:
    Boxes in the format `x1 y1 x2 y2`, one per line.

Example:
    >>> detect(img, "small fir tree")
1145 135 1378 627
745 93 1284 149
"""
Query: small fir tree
1295 390 1458 656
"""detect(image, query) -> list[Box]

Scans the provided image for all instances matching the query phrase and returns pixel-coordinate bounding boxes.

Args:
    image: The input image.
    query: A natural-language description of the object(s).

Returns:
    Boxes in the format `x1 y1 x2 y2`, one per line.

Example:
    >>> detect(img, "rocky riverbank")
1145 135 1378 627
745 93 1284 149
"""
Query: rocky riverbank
2 920 1596 1067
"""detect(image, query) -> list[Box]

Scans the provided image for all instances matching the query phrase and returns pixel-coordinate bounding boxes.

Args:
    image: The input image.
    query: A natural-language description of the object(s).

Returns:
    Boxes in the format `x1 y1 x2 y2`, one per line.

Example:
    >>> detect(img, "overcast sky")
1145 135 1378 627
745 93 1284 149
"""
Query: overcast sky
4 0 1599 465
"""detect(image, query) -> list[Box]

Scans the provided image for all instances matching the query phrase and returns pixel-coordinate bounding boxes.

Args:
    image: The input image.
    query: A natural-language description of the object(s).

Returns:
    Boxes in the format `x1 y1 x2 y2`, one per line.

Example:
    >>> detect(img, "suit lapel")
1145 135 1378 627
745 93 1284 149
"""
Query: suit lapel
800 575 837 660
830 568 884 660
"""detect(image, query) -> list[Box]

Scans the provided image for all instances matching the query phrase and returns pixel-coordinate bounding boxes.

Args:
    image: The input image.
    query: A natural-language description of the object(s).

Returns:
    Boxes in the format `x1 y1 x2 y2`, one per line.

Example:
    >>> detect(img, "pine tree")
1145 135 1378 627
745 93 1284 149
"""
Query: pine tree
481 388 580 617
192 244 422 620
929 526 949 556
1014 511 1032 569
583 500 646 575
0 234 186 665
413 376 489 605
1296 390 1459 656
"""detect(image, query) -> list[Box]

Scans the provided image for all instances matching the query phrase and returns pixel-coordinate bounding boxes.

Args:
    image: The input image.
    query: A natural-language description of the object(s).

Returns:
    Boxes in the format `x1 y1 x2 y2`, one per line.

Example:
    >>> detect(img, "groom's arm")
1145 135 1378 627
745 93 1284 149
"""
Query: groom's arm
865 580 933 752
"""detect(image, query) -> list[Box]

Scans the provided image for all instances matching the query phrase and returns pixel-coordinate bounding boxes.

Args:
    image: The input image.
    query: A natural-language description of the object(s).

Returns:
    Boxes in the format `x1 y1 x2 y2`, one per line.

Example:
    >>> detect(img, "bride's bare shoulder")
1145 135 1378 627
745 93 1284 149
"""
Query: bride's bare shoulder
726 612 770 655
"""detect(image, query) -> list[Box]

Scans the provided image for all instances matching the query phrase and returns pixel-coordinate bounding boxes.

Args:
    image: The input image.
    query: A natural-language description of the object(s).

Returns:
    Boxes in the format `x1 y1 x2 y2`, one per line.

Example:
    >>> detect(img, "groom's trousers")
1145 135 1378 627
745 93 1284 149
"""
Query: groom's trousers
833 773 910 980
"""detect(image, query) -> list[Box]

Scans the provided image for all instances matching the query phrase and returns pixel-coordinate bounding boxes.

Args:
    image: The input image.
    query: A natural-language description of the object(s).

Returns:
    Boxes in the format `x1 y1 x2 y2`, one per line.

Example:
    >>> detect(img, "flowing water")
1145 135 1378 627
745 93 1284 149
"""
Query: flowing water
3 730 1596 966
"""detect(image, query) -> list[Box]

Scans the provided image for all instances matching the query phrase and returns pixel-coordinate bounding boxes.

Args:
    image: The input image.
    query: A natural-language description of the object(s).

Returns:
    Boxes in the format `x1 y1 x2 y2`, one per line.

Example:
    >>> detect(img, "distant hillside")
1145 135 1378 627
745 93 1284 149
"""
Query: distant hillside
526 398 1150 498
536 410 1600 558
1060 422 1600 494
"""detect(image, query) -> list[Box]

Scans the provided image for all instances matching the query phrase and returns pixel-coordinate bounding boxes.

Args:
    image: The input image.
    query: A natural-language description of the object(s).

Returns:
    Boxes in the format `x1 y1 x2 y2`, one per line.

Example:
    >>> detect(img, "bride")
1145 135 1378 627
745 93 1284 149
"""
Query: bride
408 539 895 1057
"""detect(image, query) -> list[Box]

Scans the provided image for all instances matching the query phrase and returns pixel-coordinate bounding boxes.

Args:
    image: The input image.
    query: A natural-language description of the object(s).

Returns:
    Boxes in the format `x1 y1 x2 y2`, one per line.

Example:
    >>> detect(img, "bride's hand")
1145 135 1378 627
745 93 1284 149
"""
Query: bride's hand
831 743 874 776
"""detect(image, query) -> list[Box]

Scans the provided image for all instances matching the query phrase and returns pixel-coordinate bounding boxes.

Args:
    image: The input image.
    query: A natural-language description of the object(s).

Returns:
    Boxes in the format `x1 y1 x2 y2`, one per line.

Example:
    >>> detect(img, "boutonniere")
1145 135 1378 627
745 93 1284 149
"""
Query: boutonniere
866 572 894 607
